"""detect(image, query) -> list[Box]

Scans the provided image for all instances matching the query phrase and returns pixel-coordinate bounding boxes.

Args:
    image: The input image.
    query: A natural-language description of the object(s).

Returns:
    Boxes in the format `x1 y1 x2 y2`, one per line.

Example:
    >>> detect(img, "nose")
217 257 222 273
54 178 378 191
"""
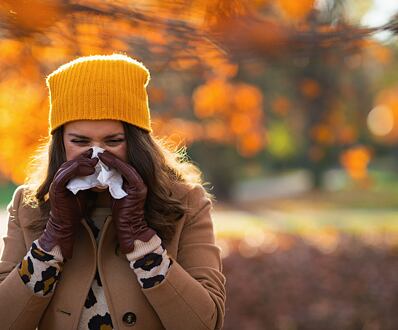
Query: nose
90 142 106 149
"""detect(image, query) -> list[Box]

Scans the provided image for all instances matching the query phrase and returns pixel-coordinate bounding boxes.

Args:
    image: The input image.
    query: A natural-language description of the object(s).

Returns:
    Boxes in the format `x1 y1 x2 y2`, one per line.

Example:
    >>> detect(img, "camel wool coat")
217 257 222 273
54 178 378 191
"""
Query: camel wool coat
0 183 226 330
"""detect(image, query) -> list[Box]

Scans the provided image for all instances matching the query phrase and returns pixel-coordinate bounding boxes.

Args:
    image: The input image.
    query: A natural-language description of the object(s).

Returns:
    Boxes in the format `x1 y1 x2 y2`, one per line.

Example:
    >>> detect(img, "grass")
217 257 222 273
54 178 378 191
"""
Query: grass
213 207 398 240
0 182 17 208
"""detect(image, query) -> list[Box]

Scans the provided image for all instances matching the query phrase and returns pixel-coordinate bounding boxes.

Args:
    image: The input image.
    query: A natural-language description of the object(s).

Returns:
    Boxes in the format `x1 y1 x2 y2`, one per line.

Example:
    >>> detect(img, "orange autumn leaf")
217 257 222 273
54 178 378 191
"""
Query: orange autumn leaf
192 76 265 157
230 18 289 56
233 84 263 113
300 78 321 99
338 126 357 144
171 57 200 70
148 86 167 104
194 79 263 118
340 146 372 180
276 0 315 21
230 113 252 135
0 80 47 183
201 48 239 79
152 117 204 146
238 131 264 157
365 41 392 65
193 78 264 141
1 0 63 33
31 44 70 64
311 124 334 145
204 120 230 143
0 39 23 61
193 79 232 118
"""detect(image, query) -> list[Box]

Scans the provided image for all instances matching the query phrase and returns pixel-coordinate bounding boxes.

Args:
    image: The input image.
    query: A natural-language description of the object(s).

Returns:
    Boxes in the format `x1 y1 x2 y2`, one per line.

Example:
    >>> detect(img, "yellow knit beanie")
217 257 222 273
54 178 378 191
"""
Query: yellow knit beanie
46 53 152 135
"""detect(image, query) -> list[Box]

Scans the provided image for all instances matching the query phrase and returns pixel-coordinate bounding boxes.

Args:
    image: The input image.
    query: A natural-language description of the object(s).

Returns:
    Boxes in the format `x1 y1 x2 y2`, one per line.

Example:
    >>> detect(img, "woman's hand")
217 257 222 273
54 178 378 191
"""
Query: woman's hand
97 150 156 254
38 148 99 259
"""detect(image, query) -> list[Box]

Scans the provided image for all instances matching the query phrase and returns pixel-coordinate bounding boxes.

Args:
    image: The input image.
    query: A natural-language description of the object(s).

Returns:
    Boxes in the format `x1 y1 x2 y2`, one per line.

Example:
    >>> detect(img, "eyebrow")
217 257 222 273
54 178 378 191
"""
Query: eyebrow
67 133 125 139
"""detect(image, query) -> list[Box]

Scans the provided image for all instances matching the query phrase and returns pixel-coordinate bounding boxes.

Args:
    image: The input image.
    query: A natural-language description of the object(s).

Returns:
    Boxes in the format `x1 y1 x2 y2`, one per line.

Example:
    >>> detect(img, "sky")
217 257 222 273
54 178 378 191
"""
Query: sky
361 0 398 27
361 0 398 41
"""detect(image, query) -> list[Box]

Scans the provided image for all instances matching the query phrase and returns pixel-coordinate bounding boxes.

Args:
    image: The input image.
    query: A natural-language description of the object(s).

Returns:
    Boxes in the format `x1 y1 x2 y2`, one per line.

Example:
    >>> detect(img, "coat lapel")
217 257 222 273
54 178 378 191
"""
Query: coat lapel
97 215 164 329
39 218 97 329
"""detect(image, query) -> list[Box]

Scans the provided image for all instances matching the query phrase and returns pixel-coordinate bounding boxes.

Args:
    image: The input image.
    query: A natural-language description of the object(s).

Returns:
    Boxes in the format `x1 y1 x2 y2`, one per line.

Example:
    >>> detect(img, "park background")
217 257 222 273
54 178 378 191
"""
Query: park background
1 0 398 329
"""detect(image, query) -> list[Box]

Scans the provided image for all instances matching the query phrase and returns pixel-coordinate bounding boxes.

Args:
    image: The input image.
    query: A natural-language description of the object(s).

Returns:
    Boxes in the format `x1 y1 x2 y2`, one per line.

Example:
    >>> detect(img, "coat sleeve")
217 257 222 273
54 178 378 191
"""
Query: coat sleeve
0 185 53 330
142 184 226 330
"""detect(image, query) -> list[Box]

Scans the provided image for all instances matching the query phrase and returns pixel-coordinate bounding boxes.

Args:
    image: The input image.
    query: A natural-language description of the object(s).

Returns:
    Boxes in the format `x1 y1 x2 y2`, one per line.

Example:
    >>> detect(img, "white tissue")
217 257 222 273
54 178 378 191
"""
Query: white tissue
66 146 128 199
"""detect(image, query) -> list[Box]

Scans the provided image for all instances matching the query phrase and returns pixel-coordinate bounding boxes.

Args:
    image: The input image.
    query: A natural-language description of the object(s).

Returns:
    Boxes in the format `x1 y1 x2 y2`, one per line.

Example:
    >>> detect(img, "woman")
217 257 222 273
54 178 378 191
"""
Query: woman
0 54 225 329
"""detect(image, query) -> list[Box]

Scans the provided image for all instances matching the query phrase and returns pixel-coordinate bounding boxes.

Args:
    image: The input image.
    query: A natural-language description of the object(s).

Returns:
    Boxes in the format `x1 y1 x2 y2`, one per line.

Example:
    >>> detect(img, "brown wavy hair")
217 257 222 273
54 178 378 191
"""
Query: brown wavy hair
23 122 210 243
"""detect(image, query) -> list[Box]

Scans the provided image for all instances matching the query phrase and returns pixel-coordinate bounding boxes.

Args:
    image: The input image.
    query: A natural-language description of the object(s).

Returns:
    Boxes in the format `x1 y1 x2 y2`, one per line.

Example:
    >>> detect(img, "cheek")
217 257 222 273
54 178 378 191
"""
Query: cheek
64 142 84 161
111 144 128 162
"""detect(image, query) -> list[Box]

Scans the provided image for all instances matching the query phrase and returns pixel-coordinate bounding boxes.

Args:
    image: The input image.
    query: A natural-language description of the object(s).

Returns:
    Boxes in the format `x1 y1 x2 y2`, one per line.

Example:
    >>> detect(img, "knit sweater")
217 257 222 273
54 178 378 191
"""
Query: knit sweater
17 207 171 329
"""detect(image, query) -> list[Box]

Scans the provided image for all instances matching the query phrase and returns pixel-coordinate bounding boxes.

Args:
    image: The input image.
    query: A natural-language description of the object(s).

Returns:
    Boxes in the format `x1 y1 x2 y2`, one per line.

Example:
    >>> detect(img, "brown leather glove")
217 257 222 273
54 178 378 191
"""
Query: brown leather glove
38 149 99 259
97 150 156 254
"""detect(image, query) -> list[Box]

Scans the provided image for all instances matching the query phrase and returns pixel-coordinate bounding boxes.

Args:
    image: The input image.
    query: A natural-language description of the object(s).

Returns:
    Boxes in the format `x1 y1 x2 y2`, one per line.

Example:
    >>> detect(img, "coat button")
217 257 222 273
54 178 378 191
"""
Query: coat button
122 312 136 326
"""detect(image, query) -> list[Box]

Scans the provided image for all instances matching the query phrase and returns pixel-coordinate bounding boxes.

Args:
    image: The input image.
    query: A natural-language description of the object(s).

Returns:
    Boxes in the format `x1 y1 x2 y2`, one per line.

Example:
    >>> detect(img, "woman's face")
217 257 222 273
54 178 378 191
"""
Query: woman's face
63 119 127 162
63 120 127 193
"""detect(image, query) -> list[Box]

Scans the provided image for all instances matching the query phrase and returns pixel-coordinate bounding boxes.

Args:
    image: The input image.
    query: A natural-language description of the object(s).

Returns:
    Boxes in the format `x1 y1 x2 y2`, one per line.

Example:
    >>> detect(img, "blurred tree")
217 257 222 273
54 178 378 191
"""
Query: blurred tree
0 0 397 194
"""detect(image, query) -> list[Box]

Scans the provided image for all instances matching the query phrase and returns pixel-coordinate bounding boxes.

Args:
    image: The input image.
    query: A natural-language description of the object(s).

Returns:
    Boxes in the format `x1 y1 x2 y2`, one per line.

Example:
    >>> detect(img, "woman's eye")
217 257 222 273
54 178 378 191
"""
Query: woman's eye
71 139 124 144
71 140 88 144
107 139 124 144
